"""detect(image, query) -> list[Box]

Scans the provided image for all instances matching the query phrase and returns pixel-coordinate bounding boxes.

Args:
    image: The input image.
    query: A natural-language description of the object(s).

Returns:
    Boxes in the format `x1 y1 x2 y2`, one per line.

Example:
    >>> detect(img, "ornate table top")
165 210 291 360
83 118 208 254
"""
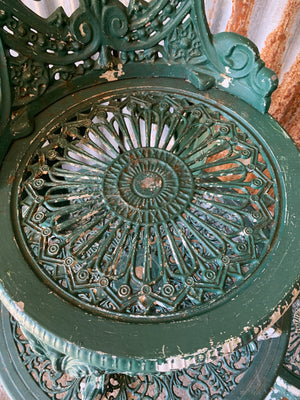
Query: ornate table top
0 0 299 376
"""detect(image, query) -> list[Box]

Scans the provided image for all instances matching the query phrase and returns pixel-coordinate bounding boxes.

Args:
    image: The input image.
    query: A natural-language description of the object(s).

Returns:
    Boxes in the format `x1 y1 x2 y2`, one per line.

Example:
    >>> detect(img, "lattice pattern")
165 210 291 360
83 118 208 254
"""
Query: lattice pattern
16 90 278 318
11 315 258 399
284 299 300 377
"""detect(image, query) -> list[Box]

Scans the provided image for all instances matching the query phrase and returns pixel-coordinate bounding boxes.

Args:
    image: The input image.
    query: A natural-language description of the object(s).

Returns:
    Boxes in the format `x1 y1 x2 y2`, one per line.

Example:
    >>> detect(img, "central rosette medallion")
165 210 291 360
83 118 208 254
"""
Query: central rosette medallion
133 172 163 198
103 148 194 224
16 91 278 318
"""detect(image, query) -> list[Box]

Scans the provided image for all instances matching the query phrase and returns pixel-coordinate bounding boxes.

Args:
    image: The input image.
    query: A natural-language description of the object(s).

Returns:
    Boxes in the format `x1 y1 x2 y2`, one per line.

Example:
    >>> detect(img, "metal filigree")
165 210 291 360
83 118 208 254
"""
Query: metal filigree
15 90 278 318
11 314 258 400
0 0 203 108
10 56 49 106
0 0 278 160
11 316 105 400
284 299 300 377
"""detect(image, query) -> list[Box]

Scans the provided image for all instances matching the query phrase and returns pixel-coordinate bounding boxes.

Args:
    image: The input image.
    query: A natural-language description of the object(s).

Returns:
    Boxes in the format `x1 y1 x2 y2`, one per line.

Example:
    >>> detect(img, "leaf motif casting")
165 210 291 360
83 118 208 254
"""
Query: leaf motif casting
16 91 278 318
11 314 258 399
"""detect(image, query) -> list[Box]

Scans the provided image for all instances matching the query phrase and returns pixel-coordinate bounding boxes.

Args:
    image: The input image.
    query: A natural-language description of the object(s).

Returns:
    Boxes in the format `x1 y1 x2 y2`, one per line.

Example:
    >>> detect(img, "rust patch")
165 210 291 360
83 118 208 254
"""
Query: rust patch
8 175 15 184
15 301 24 312
269 52 300 147
225 0 256 37
140 175 162 191
261 0 300 76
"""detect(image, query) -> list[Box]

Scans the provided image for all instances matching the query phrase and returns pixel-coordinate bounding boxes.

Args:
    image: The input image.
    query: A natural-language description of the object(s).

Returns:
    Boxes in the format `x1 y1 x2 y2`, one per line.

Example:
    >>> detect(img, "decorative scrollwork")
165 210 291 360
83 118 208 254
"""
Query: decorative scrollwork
164 19 206 64
212 33 278 112
15 90 278 319
0 0 101 64
9 56 49 106
70 9 98 46
11 314 258 399
11 317 105 399
20 327 104 380
102 1 129 42
0 0 278 144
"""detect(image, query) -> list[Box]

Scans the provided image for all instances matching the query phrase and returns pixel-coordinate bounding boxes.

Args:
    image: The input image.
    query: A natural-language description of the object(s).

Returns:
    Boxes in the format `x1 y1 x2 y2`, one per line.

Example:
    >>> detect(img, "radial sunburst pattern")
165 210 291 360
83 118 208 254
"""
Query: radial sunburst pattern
17 90 278 317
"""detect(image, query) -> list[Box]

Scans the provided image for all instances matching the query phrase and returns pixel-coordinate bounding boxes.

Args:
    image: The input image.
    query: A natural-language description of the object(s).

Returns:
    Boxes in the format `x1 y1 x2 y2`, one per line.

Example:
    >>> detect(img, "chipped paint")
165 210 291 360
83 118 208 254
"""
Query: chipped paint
219 73 233 88
269 287 300 327
257 326 282 341
156 334 242 372
156 354 197 372
162 344 166 358
99 64 125 82
275 376 300 397
218 336 242 356
15 301 24 312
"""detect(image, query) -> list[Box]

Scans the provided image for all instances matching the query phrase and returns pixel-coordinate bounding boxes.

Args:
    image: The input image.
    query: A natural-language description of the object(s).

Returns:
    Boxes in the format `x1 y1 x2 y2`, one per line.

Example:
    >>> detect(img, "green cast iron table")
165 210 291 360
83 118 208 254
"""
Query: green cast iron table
0 1 299 399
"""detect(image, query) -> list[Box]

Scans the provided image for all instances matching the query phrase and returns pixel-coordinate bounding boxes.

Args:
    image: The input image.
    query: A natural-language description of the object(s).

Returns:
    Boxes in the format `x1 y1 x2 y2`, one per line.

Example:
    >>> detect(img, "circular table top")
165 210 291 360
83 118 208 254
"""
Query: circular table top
0 78 299 373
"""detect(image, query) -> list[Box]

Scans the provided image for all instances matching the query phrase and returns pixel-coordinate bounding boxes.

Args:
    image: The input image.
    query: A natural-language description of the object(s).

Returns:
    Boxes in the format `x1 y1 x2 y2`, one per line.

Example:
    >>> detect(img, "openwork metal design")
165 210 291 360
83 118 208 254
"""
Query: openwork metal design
0 0 278 162
284 299 300 378
11 315 101 400
0 2 298 400
16 90 278 318
11 314 258 399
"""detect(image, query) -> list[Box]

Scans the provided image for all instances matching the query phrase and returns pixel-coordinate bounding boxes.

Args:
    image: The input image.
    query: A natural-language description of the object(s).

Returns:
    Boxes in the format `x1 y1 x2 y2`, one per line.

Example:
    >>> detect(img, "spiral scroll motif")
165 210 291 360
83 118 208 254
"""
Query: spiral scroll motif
71 11 95 45
15 90 279 319
102 3 129 41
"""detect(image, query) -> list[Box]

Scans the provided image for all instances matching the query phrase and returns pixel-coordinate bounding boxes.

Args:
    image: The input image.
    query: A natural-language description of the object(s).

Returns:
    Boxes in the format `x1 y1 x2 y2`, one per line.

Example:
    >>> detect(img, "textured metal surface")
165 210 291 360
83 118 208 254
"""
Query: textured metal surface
0 1 299 399
0 304 291 400
18 0 300 146
10 314 259 399
0 303 294 400
15 89 278 318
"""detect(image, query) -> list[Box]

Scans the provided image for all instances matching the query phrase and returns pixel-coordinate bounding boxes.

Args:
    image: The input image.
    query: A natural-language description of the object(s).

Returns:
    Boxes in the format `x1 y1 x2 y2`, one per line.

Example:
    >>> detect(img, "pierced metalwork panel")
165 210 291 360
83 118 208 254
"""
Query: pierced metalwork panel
11 314 258 400
14 89 279 319
284 299 300 378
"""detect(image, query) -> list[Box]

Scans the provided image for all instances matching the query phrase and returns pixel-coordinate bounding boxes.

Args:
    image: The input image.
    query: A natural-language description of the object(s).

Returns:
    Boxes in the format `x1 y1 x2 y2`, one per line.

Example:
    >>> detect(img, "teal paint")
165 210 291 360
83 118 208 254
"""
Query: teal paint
0 1 298 398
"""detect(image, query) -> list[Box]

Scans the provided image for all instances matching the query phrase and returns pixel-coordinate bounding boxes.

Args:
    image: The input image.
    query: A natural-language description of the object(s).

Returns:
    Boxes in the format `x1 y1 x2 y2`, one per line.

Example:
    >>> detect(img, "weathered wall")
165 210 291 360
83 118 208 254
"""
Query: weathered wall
20 0 300 146
206 0 300 147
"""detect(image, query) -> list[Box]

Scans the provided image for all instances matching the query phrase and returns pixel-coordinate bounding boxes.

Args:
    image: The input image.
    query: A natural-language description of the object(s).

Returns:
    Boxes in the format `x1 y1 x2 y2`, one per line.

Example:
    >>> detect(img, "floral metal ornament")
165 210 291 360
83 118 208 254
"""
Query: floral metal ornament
0 305 292 400
0 1 299 399
0 0 278 162
0 309 277 400
16 90 278 317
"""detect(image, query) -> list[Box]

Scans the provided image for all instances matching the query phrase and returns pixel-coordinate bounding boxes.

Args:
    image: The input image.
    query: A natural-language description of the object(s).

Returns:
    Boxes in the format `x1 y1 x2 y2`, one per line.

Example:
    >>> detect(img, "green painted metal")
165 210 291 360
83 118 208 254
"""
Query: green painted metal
0 0 278 164
0 78 299 373
280 298 300 390
0 304 291 400
13 88 279 319
0 0 299 398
